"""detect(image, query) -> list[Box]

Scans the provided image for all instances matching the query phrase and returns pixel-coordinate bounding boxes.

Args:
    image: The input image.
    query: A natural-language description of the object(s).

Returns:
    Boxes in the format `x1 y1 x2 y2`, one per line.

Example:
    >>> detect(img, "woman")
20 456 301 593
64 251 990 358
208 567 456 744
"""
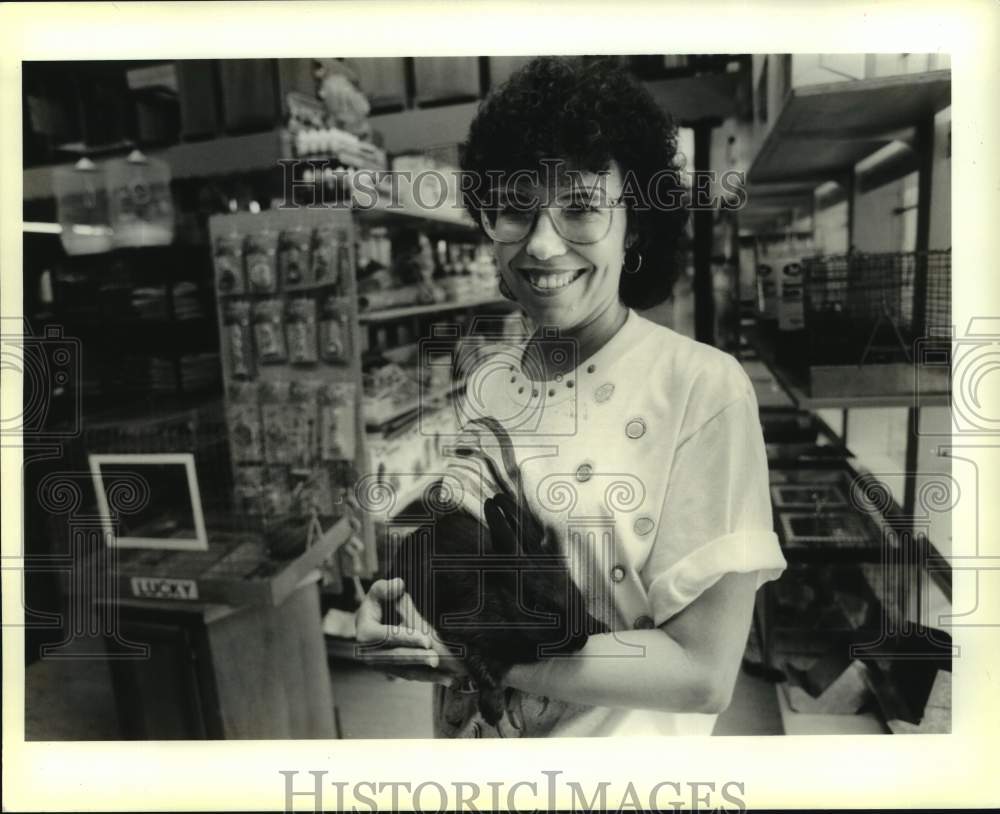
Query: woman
356 56 786 737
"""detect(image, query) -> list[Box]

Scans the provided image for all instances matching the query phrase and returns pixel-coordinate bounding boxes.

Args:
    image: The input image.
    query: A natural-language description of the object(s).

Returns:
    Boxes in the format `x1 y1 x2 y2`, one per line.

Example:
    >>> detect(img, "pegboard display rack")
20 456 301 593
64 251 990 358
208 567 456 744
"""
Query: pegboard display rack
208 207 377 584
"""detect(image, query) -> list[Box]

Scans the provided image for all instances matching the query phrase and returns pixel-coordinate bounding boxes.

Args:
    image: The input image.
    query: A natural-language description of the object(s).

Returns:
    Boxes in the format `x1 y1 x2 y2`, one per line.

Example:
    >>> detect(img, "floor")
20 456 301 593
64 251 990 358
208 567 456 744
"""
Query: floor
24 641 782 740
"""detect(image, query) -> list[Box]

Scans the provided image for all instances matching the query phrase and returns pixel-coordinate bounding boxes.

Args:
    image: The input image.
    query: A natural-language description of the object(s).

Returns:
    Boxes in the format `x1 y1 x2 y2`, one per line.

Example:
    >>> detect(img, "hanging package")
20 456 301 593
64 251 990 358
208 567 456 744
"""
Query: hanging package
53 157 114 255
106 149 175 247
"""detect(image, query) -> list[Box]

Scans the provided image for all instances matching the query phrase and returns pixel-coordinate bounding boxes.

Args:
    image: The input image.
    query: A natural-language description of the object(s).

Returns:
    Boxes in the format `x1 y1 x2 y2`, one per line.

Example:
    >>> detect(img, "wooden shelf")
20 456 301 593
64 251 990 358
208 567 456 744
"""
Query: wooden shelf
748 70 951 184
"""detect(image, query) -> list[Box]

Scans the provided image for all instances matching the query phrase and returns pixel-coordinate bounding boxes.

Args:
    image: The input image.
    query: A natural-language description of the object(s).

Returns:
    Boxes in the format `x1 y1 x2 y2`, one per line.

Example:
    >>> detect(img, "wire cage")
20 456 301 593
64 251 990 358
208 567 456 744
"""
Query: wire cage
802 250 951 368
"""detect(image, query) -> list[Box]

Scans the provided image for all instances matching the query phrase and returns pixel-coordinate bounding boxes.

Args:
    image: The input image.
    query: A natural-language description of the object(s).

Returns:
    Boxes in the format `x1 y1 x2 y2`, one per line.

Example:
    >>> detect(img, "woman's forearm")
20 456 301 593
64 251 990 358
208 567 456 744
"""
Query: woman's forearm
504 629 728 714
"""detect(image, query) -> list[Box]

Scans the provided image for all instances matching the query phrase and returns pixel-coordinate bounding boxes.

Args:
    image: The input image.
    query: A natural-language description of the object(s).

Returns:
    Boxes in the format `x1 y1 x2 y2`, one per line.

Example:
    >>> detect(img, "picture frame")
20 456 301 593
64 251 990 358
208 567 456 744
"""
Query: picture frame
88 453 209 551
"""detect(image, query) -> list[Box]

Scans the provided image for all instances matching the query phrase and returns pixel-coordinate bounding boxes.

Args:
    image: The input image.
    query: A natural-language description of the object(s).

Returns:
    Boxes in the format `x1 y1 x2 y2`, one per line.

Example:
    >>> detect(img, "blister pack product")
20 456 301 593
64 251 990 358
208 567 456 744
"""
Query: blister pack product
280 226 313 289
286 297 318 366
245 228 279 294
288 378 320 470
260 380 293 464
295 466 337 517
214 229 246 294
223 299 254 379
310 225 342 290
319 382 357 461
234 465 264 514
260 465 291 515
253 299 288 364
226 381 263 462
320 295 350 364
329 458 359 489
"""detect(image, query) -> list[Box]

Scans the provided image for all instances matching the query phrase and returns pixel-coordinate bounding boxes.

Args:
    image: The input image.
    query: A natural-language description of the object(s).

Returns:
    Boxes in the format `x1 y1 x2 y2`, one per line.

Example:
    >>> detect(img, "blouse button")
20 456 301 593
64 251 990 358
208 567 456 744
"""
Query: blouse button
575 463 593 483
634 517 655 536
634 615 655 630
625 418 647 439
594 383 615 403
611 565 626 583
587 364 596 374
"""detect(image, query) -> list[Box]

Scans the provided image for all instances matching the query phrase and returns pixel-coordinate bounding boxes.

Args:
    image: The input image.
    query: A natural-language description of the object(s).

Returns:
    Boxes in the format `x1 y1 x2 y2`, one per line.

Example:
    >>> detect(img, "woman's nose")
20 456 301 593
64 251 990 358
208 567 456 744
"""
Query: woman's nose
525 209 568 261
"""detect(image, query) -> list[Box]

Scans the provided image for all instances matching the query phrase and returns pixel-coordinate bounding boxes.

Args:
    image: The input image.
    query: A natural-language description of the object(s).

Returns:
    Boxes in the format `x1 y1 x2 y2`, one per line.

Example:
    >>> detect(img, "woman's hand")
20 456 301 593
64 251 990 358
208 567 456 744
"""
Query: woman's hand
354 578 468 685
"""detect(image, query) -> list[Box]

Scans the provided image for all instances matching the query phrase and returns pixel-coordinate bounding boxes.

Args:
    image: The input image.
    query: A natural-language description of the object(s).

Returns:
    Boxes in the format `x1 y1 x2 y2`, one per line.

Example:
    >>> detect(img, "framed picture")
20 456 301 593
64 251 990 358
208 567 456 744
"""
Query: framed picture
88 453 208 551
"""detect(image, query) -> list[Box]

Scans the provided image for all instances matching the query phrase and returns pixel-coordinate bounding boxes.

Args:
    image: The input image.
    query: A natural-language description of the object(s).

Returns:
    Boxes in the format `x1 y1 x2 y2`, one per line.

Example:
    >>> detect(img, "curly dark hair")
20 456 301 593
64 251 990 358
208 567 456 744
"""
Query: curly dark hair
460 56 689 310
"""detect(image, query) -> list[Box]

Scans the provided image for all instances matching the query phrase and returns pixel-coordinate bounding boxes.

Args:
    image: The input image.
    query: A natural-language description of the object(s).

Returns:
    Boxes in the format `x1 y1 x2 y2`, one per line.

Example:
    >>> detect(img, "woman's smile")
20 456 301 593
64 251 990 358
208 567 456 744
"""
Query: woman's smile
516 265 589 295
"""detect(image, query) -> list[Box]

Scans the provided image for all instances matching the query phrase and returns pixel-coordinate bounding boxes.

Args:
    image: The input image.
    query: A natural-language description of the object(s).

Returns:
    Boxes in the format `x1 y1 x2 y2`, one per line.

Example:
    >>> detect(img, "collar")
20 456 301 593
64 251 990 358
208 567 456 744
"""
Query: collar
504 308 643 409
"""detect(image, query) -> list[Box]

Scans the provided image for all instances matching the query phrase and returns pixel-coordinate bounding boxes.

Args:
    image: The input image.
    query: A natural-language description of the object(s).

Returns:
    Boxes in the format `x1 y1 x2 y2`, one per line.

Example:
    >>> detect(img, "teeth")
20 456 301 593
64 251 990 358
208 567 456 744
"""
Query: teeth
527 270 582 290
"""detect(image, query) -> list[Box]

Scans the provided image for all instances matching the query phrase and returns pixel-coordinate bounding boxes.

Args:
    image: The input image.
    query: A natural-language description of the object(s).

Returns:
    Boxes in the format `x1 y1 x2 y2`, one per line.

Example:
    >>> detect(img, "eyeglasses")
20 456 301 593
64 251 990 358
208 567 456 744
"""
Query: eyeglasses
480 193 626 245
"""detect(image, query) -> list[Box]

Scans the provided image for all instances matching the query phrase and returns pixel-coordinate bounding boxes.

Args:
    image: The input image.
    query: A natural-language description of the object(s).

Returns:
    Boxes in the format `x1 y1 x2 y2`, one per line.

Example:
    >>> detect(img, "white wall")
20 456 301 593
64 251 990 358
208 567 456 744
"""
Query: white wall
852 171 919 253
813 199 849 254
791 54 866 88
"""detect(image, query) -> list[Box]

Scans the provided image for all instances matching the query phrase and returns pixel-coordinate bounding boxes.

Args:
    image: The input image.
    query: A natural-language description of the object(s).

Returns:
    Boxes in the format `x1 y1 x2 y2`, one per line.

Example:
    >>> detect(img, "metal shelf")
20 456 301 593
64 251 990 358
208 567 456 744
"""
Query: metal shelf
359 295 513 323
354 193 478 231
745 329 950 409
748 70 951 185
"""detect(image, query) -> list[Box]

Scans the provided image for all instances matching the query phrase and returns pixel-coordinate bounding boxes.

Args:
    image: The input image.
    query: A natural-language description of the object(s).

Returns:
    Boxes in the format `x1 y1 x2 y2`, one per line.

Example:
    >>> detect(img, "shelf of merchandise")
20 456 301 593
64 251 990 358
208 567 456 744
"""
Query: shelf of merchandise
365 379 466 433
359 294 513 324
354 192 477 231
23 126 394 201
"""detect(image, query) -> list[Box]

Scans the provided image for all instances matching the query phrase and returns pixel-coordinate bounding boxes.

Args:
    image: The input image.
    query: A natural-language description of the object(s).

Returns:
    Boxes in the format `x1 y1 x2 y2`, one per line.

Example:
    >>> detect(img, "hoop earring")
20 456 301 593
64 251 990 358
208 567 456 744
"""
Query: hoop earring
623 250 643 274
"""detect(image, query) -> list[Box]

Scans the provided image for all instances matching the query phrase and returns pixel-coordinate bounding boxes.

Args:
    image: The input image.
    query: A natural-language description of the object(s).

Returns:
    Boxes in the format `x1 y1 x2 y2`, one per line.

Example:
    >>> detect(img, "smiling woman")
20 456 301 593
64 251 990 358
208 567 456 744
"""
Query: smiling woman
353 56 787 738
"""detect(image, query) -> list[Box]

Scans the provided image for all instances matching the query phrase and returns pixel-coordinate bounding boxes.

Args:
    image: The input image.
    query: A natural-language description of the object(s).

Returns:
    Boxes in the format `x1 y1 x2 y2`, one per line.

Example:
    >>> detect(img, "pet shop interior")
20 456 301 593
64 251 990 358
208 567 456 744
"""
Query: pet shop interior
21 54 953 738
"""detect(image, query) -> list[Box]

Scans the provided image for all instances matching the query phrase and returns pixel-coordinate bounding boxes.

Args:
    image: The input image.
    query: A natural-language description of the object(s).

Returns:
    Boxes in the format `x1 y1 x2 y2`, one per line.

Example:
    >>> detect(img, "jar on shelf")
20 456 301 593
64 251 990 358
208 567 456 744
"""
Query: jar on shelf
105 149 176 247
53 157 113 255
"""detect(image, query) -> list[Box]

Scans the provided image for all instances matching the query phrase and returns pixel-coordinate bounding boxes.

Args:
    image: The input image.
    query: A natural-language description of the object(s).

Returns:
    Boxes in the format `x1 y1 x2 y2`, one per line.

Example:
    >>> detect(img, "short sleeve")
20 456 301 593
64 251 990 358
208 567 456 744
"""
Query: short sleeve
641 386 787 626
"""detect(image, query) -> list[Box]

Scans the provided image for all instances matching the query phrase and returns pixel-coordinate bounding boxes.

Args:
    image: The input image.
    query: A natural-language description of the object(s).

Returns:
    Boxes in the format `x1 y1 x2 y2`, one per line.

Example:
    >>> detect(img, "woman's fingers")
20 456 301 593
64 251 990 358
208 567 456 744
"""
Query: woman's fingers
366 577 405 604
382 665 456 685
354 578 435 649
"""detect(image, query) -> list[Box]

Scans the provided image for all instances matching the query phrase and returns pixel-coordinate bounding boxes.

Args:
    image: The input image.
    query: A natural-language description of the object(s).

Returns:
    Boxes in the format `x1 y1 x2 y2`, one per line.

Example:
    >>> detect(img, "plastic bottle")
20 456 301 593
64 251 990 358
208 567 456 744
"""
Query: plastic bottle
53 157 113 255
105 149 175 247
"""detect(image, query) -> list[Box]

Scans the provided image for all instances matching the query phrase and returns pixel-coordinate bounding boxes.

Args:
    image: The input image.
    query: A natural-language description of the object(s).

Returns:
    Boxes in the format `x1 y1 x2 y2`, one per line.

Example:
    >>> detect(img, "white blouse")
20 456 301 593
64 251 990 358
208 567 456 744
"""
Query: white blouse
432 309 787 737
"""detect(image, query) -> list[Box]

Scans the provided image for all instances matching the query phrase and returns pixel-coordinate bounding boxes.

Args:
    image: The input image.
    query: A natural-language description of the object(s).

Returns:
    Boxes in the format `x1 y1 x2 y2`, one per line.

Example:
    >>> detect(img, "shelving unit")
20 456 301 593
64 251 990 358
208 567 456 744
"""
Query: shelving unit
745 327 950 409
748 70 951 185
359 294 510 323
